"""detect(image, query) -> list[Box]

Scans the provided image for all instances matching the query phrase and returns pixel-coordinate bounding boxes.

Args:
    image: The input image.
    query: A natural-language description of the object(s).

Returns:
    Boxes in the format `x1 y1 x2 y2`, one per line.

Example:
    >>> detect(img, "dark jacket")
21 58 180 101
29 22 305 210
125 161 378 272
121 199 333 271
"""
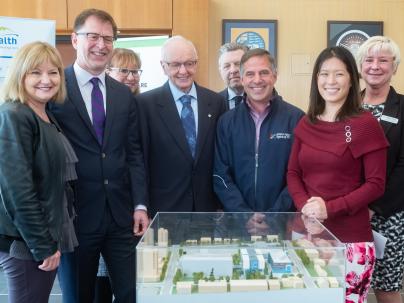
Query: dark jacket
214 94 304 212
48 66 146 232
0 102 65 261
136 81 226 216
368 87 404 218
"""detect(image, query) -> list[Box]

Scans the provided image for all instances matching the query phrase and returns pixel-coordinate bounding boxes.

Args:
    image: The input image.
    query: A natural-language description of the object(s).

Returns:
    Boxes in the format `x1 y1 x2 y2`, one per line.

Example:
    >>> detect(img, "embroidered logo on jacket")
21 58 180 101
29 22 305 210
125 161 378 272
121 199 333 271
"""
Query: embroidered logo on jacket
269 132 291 139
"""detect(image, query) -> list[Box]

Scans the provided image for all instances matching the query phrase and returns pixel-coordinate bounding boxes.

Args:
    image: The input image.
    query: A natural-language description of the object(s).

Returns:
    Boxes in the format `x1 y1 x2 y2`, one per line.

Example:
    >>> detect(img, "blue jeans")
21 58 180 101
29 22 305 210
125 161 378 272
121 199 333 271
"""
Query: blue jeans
57 251 78 303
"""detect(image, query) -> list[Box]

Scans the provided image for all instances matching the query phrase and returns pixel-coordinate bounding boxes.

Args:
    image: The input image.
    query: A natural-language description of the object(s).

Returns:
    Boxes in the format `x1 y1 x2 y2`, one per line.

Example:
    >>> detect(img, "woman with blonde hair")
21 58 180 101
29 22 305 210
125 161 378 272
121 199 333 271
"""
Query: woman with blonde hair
357 36 404 303
0 41 71 303
107 48 142 95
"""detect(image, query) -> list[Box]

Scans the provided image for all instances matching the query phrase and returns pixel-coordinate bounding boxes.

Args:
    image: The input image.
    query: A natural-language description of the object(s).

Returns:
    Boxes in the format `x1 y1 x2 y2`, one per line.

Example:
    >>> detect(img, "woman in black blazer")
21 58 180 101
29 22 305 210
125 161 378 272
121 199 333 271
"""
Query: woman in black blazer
357 36 404 303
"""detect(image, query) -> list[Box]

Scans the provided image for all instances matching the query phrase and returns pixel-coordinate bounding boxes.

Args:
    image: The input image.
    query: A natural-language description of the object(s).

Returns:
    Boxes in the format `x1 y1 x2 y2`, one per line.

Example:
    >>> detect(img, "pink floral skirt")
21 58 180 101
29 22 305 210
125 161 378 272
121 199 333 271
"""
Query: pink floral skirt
345 242 375 303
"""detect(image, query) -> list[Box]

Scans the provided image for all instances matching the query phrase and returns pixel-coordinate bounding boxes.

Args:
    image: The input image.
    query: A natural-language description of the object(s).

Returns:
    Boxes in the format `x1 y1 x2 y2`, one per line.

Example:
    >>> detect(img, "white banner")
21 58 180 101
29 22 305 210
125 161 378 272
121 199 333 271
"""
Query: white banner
0 16 55 83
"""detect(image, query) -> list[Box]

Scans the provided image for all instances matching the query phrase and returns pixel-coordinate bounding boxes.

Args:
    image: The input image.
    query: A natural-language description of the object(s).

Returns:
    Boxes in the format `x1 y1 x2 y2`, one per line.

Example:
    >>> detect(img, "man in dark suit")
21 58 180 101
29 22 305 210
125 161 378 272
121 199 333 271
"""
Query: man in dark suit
136 36 226 217
49 9 148 303
218 42 249 110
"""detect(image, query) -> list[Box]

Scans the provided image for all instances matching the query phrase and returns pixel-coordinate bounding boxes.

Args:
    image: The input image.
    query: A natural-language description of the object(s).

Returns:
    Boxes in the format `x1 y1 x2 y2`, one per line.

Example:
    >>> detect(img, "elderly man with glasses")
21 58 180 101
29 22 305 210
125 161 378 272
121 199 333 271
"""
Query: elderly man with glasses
136 36 226 218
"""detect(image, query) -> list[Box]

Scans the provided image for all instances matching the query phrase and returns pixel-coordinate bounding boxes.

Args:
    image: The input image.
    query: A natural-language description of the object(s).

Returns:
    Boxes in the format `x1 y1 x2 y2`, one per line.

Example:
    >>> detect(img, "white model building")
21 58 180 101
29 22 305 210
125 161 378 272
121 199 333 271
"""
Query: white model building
314 264 328 277
241 248 265 271
291 276 304 288
200 237 212 244
281 276 304 289
296 238 315 248
176 281 193 294
316 277 329 288
180 254 232 276
251 235 262 242
143 227 154 245
313 258 326 266
305 248 319 260
185 239 198 245
267 279 281 290
157 228 168 247
137 247 159 282
281 277 293 288
214 237 222 244
266 235 279 242
328 277 339 288
268 249 292 274
230 279 268 292
198 280 227 293
223 238 231 244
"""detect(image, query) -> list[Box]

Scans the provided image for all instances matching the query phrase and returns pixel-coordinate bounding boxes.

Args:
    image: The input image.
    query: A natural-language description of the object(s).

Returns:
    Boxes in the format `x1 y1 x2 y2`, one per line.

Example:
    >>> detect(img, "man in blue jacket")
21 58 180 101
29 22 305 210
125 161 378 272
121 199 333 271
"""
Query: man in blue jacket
214 48 304 233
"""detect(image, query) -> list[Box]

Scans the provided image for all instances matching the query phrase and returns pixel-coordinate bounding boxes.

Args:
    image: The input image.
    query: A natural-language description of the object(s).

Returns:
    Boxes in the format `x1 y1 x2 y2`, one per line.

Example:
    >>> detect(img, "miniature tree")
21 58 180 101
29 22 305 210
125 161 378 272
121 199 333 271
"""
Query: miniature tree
173 269 183 284
193 272 204 284
232 269 240 280
264 264 269 275
209 268 215 281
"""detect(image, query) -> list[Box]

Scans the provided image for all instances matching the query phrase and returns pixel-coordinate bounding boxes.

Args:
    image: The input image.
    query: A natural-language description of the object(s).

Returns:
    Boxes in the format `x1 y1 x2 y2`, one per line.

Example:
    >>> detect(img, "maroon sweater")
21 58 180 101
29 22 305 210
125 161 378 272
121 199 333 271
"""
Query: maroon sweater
287 111 389 242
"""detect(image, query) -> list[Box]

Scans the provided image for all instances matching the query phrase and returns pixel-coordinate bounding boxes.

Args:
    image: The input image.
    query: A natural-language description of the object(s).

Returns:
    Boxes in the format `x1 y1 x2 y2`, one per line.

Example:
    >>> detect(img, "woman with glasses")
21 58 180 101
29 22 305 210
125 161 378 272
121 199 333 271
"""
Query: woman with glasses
106 48 142 95
94 47 143 303
357 36 404 303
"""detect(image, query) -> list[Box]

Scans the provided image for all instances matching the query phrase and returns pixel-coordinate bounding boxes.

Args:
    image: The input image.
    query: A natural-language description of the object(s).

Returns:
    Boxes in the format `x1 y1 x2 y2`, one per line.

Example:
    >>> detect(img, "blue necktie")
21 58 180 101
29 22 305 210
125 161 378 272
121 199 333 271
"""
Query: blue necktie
233 95 243 107
90 77 106 144
180 95 196 157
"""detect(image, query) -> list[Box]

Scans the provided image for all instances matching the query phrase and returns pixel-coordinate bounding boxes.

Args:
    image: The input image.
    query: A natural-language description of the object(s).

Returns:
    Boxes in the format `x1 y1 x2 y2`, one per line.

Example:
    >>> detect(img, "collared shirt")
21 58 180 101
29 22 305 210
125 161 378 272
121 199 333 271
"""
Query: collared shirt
168 80 199 136
73 62 147 212
246 97 272 151
227 87 243 110
73 62 107 123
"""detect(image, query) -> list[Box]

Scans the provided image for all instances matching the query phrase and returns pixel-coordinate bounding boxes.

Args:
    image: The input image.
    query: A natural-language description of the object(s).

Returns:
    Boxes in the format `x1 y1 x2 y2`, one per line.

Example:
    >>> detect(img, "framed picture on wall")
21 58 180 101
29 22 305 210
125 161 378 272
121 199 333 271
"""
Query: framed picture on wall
222 19 277 60
327 21 383 56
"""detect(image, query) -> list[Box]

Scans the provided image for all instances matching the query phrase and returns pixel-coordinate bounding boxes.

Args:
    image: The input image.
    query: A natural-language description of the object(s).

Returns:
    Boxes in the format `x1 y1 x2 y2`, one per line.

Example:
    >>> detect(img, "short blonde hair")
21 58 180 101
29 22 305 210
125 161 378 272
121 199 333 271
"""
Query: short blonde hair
356 36 401 73
1 41 66 104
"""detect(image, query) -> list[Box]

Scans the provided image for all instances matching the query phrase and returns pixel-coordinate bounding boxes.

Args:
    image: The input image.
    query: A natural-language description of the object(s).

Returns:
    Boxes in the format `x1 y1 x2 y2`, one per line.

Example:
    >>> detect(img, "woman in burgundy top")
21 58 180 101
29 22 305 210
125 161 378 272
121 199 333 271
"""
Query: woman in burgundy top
287 46 389 303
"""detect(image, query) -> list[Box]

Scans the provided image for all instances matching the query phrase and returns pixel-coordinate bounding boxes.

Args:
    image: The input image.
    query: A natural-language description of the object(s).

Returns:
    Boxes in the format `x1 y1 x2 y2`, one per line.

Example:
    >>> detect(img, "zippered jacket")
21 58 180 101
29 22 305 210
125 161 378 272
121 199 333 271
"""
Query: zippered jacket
214 94 304 212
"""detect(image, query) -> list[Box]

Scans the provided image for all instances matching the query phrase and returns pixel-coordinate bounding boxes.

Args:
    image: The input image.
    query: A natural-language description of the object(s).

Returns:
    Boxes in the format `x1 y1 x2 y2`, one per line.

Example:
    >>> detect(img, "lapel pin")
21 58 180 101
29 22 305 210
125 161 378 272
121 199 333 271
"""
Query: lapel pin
208 114 212 118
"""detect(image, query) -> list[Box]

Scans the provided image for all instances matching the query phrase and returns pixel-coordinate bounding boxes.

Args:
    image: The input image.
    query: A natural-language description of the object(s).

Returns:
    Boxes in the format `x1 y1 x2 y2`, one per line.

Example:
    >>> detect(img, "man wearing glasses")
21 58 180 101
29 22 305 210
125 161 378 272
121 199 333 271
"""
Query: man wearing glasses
49 8 148 303
136 36 225 218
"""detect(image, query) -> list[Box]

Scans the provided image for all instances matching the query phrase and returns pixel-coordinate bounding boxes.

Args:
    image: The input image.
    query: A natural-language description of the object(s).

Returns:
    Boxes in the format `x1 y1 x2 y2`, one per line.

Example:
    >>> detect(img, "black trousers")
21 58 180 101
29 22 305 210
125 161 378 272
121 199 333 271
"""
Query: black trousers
78 205 136 303
0 251 57 303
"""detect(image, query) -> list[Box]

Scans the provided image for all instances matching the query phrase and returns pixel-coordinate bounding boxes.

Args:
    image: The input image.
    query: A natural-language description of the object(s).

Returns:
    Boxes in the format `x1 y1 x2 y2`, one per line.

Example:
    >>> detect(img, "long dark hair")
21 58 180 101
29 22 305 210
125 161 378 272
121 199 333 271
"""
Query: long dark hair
307 46 362 123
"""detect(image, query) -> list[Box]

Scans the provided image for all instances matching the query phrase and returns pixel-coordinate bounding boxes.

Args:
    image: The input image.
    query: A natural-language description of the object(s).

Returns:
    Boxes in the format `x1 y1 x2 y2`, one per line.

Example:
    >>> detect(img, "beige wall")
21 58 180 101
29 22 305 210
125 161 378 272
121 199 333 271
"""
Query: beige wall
208 0 404 110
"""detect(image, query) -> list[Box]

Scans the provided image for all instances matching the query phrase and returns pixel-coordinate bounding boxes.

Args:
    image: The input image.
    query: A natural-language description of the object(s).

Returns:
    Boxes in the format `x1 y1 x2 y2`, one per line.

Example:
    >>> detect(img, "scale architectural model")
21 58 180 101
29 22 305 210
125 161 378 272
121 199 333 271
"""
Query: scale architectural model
137 212 346 303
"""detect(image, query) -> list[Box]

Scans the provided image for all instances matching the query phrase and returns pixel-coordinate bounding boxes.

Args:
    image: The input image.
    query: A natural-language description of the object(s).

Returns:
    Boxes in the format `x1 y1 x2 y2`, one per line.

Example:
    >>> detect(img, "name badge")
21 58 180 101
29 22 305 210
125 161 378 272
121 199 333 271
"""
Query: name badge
380 115 398 124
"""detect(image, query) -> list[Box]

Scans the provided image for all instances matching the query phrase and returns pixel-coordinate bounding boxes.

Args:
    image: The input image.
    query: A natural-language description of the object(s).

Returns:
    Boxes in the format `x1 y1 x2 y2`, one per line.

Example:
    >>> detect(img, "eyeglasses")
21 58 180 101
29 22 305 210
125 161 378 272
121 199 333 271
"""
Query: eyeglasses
164 60 197 71
109 67 142 77
75 32 115 45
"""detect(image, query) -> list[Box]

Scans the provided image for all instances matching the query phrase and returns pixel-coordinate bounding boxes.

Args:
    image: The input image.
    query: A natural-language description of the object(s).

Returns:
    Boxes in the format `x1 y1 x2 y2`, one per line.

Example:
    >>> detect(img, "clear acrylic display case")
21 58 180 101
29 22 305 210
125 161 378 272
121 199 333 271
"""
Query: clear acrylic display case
137 212 345 303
